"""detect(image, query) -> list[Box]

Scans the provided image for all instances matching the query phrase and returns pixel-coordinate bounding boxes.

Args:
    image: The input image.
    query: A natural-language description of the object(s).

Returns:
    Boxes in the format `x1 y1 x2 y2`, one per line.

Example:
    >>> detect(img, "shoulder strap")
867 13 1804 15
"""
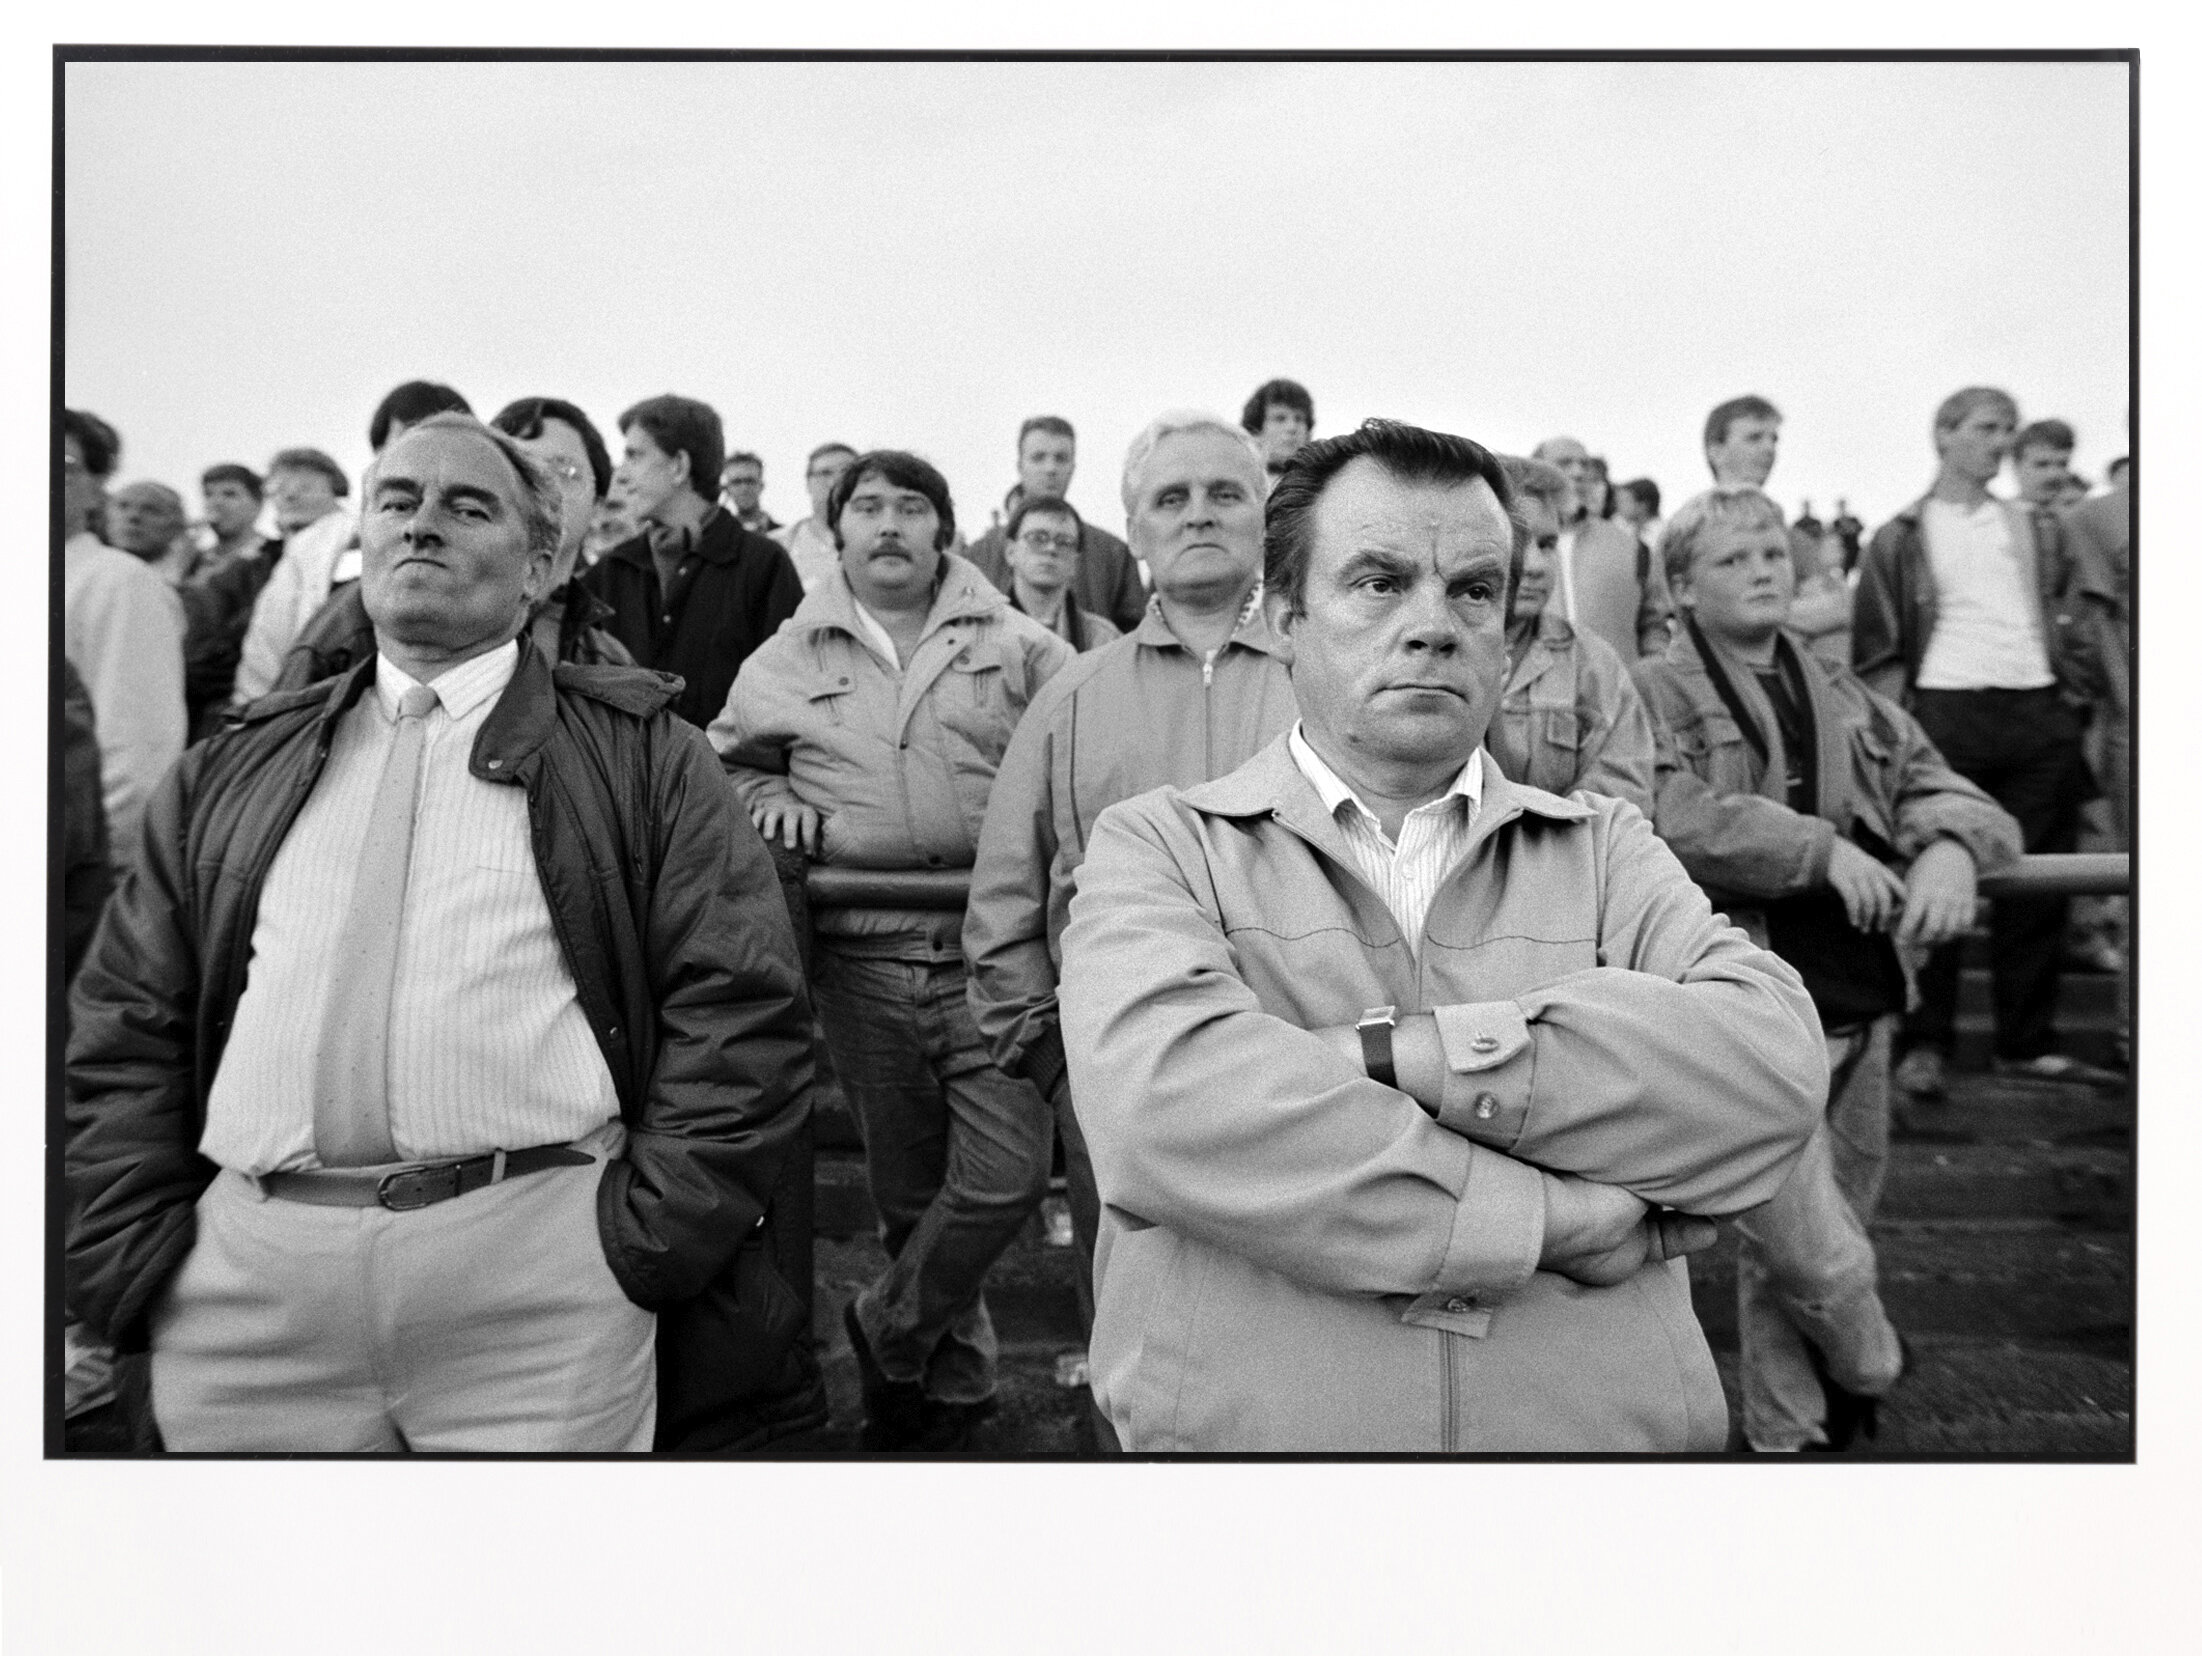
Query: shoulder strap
1684 614 1770 767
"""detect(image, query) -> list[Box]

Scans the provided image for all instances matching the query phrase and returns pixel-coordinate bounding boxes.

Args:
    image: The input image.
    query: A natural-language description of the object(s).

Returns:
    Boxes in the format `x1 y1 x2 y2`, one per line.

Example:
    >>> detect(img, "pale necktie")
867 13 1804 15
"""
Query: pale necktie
312 683 440 1167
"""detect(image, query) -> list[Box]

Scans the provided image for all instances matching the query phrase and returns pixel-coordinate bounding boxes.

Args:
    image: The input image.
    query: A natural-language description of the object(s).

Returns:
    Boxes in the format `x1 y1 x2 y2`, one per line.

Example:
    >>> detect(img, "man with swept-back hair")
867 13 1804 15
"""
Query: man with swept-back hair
1056 418 1825 1452
1636 483 2020 1450
268 395 635 694
1854 386 2112 1094
964 411 1296 1428
584 392 803 730
67 411 815 1453
964 415 1147 633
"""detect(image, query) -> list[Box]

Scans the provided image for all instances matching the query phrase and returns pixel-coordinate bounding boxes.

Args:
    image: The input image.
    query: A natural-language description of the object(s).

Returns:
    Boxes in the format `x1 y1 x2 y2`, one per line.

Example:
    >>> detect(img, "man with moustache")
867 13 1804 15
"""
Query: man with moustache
964 411 1297 1383
1057 419 1825 1452
66 413 815 1452
712 450 1073 1451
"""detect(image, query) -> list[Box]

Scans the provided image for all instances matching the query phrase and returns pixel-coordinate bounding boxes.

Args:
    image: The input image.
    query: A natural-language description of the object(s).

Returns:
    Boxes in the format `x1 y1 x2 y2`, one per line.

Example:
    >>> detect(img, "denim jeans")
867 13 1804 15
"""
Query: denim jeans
813 946 1052 1404
1733 1017 1905 1450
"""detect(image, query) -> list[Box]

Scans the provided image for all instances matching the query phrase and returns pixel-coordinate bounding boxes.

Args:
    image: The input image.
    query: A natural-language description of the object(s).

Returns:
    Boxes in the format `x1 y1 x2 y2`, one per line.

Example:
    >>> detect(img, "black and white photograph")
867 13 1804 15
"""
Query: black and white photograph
15 17 2192 1654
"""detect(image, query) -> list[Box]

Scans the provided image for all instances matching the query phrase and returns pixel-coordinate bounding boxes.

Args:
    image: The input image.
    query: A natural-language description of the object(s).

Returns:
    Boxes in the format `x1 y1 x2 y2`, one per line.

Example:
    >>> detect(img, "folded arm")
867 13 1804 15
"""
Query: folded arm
1061 799 1733 1301
1312 807 1825 1217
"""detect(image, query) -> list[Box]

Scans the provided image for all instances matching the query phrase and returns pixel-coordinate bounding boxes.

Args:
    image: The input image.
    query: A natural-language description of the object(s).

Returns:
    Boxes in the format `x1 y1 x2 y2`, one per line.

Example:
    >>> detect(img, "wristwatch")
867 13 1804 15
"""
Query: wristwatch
1356 1004 1399 1089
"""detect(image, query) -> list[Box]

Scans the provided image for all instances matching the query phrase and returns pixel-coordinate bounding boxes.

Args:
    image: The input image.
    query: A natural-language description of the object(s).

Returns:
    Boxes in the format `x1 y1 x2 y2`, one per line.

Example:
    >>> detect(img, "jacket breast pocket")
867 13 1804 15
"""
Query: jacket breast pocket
946 645 1004 708
1535 707 1584 752
1670 716 1750 788
802 671 856 728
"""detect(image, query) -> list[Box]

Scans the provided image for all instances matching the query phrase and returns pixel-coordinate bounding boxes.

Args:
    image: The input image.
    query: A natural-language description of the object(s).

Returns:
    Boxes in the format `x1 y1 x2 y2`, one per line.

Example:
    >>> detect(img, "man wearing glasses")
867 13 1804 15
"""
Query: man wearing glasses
1000 496 1119 652
965 416 1148 634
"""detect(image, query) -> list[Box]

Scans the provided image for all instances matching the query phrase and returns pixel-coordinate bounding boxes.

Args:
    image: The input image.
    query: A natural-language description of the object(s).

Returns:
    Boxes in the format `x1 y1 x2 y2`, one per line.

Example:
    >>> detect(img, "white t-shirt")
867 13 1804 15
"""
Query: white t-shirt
1915 499 2052 691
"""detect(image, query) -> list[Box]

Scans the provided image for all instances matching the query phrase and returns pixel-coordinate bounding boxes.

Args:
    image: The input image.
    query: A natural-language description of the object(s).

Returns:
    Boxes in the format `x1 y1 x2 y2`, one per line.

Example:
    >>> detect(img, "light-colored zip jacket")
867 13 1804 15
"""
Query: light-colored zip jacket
710 555 1073 949
1485 609 1657 814
1059 736 1826 1452
963 600 1297 1088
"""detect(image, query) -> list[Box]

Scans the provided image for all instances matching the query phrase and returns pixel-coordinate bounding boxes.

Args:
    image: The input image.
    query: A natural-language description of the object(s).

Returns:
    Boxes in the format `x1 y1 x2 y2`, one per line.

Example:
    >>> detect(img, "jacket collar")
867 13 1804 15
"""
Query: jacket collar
1128 585 1283 656
1664 617 1852 823
606 504 745 571
787 550 1007 647
1182 731 1593 872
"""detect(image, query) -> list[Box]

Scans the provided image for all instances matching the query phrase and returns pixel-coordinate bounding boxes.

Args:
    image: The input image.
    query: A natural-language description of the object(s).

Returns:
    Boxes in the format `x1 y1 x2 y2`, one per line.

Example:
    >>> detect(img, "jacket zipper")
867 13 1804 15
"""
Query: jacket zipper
1442 1325 1460 1452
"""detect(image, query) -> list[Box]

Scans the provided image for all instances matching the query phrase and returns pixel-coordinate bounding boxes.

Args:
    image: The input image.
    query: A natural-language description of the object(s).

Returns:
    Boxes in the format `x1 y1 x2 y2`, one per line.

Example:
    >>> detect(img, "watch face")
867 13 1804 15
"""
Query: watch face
1359 1004 1398 1029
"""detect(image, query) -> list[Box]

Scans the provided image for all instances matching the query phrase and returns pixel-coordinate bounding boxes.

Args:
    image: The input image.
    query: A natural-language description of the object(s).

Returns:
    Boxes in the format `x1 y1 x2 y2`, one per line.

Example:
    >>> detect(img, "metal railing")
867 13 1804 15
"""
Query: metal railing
804 853 2129 911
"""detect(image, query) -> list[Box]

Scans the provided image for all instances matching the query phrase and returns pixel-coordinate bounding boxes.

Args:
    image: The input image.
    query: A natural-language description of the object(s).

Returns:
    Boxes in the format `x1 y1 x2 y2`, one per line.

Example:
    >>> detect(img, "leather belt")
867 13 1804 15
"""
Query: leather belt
257 1144 598 1212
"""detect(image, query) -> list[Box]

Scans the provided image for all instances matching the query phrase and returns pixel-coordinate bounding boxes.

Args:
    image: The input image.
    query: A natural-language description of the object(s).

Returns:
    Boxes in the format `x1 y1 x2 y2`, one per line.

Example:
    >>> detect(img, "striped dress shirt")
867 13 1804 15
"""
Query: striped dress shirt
1286 722 1483 953
202 641 619 1174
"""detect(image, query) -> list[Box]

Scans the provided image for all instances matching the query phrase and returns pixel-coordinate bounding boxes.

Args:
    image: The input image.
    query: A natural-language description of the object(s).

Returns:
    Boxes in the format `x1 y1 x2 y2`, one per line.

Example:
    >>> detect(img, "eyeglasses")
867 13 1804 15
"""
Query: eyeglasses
535 457 585 483
1016 531 1080 553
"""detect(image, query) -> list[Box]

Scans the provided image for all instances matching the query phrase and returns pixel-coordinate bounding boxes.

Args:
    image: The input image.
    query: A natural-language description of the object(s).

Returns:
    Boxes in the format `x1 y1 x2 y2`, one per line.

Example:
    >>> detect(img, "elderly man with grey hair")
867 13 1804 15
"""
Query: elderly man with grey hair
66 412 815 1453
963 410 1299 1415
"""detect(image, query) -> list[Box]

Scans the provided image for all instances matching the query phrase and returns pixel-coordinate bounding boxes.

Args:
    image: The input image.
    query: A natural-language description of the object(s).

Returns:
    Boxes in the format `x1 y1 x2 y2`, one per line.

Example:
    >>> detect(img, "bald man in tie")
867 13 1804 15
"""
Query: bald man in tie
66 413 815 1453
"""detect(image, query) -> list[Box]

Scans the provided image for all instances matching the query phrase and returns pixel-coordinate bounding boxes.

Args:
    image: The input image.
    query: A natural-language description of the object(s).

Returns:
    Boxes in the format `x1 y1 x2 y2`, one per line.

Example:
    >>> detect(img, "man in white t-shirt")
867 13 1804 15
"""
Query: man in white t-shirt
1852 387 2114 1094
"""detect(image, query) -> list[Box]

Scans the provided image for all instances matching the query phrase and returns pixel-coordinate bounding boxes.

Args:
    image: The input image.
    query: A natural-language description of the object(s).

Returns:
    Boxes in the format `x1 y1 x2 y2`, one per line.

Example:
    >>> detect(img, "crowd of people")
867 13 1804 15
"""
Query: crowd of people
58 369 2131 1456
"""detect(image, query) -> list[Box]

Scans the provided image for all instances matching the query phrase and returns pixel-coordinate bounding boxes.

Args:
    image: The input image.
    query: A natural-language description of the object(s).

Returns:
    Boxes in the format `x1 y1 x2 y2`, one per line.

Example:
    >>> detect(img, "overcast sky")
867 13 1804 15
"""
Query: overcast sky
62 56 2129 536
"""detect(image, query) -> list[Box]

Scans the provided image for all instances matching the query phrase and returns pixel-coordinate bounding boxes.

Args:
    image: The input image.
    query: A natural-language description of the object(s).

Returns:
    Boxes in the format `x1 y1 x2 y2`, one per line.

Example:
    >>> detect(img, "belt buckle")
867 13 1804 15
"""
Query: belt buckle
377 1163 460 1211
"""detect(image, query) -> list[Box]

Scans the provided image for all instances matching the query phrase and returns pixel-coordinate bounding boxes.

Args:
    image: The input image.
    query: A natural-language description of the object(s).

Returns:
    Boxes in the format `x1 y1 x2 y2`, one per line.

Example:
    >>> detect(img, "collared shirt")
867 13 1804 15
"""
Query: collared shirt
1287 721 1483 953
203 640 619 1174
1916 498 2053 690
847 594 904 668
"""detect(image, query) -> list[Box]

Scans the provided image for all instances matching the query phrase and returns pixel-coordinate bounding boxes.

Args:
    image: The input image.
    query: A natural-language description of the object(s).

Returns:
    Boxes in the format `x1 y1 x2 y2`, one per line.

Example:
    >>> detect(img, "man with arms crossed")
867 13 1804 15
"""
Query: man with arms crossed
1059 420 1825 1452
67 413 814 1451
